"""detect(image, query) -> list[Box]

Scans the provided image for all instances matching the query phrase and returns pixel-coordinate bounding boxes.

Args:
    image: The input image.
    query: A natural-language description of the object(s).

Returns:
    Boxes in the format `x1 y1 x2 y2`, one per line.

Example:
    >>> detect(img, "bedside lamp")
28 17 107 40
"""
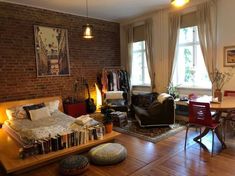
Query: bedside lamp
95 83 102 110
0 109 3 128
0 105 6 128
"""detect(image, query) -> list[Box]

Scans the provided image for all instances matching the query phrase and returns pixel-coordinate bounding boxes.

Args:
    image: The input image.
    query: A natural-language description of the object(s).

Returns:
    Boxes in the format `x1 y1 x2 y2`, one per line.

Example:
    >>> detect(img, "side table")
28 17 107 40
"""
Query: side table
63 102 87 117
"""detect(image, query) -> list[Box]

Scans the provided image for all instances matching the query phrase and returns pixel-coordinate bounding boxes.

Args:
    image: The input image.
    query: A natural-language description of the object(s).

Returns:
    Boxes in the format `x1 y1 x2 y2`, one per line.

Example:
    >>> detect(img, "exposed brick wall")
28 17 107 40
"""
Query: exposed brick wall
0 2 120 102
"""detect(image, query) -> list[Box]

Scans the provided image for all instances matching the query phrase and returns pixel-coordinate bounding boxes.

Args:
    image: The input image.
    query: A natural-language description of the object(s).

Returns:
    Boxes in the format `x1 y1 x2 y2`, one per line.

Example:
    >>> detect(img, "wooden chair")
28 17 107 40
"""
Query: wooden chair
184 101 222 156
223 90 235 140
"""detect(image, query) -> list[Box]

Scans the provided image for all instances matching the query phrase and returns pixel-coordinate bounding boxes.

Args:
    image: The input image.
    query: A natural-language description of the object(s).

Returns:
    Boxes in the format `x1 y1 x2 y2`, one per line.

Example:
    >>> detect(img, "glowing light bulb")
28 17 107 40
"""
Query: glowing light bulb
171 0 190 7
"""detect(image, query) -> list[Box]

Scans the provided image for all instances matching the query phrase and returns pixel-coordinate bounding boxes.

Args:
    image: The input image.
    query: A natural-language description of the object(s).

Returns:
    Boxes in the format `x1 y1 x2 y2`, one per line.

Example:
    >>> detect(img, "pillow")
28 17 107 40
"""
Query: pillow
23 103 45 119
6 104 32 120
45 100 60 113
29 107 51 121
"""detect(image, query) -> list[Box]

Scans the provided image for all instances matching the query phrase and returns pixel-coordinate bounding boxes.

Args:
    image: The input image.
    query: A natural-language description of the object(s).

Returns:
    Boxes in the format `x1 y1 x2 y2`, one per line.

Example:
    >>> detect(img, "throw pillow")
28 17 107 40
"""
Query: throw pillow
29 107 51 121
23 103 45 119
6 104 32 120
45 100 60 114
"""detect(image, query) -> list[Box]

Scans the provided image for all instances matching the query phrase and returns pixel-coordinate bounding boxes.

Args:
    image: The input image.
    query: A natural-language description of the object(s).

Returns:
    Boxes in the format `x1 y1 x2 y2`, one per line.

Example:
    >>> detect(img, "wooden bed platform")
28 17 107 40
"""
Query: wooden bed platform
0 129 120 174
0 96 121 174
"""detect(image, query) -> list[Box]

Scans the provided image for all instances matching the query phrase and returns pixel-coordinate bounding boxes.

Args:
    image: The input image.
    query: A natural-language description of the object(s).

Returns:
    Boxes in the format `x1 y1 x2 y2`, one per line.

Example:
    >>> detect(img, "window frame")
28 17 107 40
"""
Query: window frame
131 41 150 86
173 26 211 89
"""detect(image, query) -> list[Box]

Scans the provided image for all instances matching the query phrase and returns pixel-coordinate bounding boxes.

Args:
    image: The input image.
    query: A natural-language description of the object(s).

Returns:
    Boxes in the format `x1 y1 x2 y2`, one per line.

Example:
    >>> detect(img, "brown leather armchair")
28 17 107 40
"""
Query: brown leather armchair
131 92 175 127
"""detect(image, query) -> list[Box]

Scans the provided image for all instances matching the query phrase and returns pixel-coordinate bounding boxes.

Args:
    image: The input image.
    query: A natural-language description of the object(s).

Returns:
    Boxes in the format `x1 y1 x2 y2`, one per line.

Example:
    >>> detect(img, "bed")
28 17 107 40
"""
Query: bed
1 96 104 150
1 97 69 145
3 111 77 146
0 96 120 174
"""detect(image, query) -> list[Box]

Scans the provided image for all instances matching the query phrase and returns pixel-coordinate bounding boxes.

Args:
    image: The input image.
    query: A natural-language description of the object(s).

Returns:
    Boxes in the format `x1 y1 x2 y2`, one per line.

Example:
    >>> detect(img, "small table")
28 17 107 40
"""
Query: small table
176 96 235 148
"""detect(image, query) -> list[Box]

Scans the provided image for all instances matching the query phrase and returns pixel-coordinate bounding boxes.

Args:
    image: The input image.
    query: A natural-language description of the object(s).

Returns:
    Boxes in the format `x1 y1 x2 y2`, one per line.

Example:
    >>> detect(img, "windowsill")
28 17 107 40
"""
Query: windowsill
132 85 151 88
177 86 211 91
132 85 151 94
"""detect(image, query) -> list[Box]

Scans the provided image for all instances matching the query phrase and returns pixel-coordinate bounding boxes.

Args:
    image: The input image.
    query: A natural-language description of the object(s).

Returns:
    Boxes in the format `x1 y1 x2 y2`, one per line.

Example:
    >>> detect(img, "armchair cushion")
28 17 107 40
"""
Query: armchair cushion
147 100 162 115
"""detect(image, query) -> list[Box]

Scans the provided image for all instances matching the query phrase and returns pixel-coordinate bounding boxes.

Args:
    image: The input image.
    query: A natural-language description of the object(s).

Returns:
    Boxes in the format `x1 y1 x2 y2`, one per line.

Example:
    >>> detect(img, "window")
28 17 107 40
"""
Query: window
131 41 151 86
172 26 211 89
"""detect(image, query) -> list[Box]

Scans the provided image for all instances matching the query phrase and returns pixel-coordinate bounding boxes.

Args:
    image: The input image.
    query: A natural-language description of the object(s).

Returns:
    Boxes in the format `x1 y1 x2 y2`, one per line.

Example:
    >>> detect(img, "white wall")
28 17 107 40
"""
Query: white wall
217 0 235 91
121 0 235 95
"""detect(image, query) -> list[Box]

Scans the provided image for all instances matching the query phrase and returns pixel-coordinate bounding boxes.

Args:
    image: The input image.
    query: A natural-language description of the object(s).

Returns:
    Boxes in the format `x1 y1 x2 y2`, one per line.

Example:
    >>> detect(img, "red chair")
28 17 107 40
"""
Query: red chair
224 90 235 96
184 101 222 156
223 90 235 140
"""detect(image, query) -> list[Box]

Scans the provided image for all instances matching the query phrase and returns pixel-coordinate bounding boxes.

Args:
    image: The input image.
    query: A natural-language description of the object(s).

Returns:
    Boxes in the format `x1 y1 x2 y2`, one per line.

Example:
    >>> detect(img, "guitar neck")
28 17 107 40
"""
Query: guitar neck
85 83 91 99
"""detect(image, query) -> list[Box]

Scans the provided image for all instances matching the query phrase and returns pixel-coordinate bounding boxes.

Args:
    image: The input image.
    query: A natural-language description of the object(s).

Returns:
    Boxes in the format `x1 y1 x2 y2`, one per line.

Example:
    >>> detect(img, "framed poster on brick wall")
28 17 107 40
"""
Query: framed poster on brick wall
34 25 70 77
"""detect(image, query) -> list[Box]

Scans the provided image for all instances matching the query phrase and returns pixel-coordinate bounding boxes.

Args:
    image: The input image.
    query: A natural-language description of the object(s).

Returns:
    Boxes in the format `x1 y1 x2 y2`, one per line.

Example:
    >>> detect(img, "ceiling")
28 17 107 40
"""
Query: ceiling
2 0 171 22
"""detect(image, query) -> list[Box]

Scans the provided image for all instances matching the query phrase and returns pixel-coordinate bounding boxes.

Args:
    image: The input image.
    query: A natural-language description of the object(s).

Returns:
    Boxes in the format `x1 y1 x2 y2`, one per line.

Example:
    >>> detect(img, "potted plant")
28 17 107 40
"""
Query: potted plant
63 78 82 104
103 109 115 133
63 78 87 117
167 82 180 99
211 69 234 101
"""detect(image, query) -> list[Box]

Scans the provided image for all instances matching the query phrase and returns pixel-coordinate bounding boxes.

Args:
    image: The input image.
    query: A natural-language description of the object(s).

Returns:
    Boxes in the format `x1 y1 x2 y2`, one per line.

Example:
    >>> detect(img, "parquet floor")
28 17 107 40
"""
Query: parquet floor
4 128 235 176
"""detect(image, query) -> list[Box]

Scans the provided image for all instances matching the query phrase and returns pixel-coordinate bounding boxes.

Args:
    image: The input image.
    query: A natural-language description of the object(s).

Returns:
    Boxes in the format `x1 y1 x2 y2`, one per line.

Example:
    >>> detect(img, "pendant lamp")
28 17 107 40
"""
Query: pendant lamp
171 0 190 7
83 0 94 39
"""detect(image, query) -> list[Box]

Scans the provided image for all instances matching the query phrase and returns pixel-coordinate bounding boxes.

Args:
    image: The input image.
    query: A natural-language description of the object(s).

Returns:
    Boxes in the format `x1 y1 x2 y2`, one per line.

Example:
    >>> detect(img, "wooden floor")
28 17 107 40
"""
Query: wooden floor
1 128 235 176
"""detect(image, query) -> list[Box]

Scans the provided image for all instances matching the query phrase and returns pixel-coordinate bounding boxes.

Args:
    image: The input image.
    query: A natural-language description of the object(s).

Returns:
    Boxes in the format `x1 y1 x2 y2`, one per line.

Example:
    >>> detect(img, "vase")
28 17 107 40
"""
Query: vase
105 122 113 133
214 89 222 102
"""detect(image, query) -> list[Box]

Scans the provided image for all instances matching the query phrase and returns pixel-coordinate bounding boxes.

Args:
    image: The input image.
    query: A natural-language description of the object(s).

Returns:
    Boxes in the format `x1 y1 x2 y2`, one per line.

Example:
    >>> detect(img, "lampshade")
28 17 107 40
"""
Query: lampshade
171 0 190 7
83 0 94 39
83 24 94 39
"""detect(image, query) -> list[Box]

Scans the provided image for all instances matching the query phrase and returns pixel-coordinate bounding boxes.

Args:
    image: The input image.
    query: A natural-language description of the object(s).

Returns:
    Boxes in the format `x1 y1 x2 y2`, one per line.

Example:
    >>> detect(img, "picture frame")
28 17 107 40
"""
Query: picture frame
34 25 70 77
224 46 235 67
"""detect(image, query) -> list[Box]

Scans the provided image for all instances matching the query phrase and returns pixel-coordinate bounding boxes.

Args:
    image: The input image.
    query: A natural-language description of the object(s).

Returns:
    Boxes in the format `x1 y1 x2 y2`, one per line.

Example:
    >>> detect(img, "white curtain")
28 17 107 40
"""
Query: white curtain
153 9 169 93
144 18 155 91
197 0 217 82
123 24 134 88
168 12 181 86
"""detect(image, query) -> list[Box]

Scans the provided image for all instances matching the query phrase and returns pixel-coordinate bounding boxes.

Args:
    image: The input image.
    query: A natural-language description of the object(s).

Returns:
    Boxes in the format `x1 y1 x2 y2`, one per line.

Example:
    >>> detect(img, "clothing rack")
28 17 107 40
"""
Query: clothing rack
101 66 129 94
102 66 125 72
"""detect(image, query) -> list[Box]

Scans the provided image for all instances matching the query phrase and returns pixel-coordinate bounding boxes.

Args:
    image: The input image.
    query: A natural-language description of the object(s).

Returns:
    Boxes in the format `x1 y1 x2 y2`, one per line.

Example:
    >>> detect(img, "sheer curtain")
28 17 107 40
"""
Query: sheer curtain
197 0 217 83
168 12 181 86
144 18 155 91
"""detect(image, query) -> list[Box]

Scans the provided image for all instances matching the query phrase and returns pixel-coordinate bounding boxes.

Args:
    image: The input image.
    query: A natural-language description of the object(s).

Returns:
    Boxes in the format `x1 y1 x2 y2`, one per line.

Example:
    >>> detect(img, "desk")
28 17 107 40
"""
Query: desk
176 96 235 148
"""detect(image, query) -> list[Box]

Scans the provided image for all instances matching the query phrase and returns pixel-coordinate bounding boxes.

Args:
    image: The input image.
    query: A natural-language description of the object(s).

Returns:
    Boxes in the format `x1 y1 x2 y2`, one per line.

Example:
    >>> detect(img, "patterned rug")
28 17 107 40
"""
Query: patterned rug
113 119 186 143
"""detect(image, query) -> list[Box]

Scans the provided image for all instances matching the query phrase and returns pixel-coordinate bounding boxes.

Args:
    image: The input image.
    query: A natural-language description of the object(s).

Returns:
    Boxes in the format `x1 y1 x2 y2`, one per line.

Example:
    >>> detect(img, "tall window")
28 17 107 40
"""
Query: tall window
172 26 211 89
131 41 151 86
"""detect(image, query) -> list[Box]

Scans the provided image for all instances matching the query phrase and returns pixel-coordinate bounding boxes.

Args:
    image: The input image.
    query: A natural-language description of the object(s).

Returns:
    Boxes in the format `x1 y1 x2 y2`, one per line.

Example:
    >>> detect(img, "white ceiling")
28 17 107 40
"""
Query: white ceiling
1 0 171 22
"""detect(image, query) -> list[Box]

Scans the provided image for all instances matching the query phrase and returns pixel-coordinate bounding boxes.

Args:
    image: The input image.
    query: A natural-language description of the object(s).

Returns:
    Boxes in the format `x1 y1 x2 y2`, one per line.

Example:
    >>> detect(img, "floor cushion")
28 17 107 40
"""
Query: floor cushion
89 143 127 165
59 155 89 175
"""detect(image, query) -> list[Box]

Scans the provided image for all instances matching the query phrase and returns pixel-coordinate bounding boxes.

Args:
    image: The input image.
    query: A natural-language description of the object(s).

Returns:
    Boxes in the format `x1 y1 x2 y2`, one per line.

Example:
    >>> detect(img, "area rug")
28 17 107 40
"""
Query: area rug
113 119 186 143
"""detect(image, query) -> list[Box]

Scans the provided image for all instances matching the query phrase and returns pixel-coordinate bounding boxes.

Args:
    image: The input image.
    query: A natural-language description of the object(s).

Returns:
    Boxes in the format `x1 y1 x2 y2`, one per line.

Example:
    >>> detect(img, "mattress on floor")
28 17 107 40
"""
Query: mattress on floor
3 111 84 146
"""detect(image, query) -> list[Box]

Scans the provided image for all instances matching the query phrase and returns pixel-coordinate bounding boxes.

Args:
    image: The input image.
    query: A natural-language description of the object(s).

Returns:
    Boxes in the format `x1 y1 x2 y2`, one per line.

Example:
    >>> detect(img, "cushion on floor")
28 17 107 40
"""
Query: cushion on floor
59 155 89 175
89 143 127 165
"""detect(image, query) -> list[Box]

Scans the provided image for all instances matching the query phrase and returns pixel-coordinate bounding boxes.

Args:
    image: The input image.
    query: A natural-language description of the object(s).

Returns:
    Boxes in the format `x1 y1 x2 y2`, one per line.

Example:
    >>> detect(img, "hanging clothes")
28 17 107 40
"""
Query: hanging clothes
101 68 130 93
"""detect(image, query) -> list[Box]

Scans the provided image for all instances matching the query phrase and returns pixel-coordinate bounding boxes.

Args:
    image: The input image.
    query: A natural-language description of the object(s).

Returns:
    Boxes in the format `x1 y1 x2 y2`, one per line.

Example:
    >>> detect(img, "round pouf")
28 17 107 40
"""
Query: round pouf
59 155 89 175
89 143 127 165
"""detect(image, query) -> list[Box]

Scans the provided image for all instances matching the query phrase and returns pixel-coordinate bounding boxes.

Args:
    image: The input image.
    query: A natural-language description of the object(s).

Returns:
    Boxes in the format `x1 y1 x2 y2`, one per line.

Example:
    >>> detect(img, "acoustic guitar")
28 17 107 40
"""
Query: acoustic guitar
84 79 96 113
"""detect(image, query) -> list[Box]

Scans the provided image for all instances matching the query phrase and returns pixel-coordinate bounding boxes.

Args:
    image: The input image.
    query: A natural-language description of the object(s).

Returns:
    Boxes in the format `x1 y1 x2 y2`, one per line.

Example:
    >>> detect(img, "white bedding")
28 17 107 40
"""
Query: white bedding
4 111 84 144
